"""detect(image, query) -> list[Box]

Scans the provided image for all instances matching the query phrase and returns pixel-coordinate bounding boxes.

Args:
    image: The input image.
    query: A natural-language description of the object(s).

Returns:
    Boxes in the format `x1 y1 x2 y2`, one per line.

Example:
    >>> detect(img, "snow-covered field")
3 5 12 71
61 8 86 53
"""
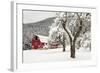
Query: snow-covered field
23 48 91 63
23 34 91 63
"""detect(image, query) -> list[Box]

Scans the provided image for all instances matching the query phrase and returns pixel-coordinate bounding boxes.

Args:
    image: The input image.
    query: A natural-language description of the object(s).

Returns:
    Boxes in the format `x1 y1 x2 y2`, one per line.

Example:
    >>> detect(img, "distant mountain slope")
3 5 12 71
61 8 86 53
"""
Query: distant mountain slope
23 17 55 36
23 17 55 50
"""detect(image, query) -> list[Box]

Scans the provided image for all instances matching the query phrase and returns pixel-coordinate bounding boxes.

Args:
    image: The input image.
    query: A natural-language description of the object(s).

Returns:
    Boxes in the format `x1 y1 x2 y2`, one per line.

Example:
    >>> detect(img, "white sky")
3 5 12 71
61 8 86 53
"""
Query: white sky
23 10 56 24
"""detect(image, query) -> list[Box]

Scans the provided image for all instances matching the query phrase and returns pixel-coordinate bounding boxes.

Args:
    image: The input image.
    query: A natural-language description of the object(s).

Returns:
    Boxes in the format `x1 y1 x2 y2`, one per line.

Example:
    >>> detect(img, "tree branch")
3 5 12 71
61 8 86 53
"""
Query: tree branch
73 13 83 42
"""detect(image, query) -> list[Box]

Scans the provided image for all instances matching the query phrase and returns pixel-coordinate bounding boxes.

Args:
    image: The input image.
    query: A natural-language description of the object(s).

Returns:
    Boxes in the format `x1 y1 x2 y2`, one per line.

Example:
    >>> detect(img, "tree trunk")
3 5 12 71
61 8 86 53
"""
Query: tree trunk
62 21 75 57
70 41 75 58
62 43 66 52
62 35 66 52
58 33 66 52
62 25 75 58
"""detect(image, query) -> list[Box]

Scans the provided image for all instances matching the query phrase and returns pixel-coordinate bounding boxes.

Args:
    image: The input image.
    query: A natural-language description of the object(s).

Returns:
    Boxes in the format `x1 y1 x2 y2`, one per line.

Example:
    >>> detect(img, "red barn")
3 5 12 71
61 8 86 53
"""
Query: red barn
32 36 45 49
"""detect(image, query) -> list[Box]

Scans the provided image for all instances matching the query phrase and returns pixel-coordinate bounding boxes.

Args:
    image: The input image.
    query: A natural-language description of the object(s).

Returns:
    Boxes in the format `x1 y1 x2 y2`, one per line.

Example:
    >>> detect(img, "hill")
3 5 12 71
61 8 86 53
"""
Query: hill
23 17 55 50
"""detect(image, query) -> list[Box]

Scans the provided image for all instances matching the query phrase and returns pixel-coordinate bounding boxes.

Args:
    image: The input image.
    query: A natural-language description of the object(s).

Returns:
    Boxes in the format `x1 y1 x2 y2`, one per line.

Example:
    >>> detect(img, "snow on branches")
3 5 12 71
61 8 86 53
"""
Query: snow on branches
48 12 91 58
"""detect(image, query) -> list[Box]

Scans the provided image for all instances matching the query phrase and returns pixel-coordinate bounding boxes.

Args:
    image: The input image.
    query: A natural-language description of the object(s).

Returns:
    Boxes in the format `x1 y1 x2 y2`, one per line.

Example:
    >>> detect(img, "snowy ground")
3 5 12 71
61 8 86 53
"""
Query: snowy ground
23 48 91 63
23 35 91 63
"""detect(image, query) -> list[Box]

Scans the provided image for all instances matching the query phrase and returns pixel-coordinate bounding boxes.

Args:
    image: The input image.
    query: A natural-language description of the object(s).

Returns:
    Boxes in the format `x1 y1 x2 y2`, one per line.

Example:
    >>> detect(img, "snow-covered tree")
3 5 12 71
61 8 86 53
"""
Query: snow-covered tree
62 12 91 58
48 12 91 58
48 13 68 51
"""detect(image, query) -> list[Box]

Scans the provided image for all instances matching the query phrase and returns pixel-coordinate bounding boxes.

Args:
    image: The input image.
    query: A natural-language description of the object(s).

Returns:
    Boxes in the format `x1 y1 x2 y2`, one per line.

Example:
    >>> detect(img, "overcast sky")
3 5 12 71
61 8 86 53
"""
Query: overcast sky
23 10 56 24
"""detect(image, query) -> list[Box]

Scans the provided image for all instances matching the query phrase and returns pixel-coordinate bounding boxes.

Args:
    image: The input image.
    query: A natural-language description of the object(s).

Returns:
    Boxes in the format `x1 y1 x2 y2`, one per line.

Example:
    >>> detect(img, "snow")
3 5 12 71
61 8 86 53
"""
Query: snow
38 35 48 42
23 35 91 63
23 48 91 63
